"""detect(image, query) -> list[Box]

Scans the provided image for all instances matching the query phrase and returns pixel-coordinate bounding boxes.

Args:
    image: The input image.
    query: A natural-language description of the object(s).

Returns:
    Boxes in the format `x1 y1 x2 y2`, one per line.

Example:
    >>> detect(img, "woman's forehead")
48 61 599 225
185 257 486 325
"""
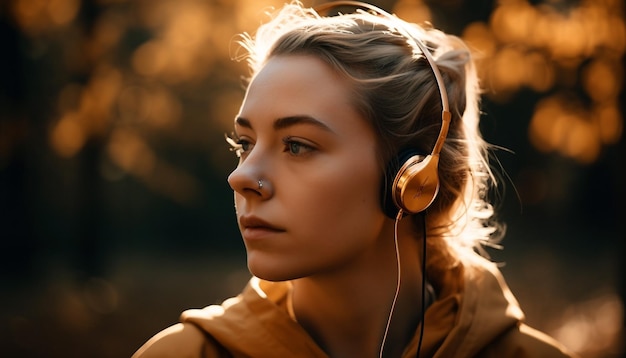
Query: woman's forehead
242 55 355 120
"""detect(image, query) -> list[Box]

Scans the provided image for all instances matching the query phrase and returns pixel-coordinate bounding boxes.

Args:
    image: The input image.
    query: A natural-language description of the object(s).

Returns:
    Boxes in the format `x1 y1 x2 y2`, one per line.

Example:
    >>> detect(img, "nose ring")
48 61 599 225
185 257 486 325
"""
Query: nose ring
258 179 263 190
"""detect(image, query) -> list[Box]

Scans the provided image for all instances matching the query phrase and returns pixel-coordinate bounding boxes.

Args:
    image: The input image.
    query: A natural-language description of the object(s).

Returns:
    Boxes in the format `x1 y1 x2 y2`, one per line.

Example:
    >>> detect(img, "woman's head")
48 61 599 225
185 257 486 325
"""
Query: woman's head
232 1 499 267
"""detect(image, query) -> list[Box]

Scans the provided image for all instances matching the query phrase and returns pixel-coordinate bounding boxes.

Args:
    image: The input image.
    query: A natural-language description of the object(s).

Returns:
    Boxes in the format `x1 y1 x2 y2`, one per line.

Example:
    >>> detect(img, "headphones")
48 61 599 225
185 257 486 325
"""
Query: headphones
315 1 452 218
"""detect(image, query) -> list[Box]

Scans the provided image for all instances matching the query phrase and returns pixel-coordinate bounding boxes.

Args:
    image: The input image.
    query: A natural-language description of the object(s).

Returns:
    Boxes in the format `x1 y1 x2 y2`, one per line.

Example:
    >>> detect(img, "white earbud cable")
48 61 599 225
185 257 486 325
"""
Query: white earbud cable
379 209 404 358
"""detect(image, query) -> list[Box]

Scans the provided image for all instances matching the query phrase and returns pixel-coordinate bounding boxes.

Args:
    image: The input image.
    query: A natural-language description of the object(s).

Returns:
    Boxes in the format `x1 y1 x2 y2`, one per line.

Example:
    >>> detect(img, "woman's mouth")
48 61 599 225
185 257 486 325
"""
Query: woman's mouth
239 216 285 239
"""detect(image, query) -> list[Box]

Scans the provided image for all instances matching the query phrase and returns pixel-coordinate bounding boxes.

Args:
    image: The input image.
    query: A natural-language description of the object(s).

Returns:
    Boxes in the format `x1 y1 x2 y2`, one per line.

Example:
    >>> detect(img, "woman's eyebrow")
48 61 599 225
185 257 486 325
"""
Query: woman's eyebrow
234 116 252 129
274 115 335 133
235 115 336 133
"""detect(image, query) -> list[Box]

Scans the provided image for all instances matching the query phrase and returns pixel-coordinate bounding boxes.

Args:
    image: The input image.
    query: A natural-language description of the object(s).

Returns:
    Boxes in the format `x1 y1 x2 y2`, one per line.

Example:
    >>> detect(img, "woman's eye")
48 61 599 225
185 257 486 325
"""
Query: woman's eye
238 139 252 152
226 134 253 158
283 137 314 156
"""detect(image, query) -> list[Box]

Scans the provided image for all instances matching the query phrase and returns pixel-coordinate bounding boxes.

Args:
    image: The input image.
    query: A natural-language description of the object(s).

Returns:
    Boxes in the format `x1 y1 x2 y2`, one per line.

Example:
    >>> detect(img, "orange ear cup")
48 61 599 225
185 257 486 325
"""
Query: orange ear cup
392 154 440 214
315 1 451 217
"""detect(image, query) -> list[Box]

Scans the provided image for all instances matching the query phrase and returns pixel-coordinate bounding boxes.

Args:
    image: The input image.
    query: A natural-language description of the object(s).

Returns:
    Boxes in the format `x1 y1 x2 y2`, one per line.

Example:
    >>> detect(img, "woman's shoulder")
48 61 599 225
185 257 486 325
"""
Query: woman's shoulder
131 322 231 358
131 278 293 358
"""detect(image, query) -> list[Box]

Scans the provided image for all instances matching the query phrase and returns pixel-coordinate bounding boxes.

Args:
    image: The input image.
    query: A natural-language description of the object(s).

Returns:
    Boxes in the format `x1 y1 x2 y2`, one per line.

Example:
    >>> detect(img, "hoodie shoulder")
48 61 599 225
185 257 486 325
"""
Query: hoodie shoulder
132 322 230 358
424 260 576 358
477 323 577 358
133 278 327 358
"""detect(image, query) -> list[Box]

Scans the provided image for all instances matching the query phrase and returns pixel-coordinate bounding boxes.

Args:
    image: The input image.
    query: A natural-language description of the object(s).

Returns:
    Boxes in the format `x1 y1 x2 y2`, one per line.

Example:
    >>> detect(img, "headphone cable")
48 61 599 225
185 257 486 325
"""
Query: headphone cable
379 210 428 358
379 209 404 358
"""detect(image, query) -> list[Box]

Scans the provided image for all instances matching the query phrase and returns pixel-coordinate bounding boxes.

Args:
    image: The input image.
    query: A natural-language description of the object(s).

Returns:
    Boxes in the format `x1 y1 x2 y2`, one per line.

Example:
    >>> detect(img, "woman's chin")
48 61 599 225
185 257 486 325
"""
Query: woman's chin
247 256 295 282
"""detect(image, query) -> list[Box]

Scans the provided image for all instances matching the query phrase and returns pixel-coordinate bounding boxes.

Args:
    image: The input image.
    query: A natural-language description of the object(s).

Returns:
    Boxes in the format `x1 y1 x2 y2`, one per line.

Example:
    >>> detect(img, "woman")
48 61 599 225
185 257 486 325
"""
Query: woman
134 1 575 357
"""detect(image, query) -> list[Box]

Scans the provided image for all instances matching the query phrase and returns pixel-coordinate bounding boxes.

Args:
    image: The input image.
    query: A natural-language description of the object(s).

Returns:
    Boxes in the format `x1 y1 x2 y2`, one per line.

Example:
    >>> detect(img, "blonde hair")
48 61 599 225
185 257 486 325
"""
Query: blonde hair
235 1 502 267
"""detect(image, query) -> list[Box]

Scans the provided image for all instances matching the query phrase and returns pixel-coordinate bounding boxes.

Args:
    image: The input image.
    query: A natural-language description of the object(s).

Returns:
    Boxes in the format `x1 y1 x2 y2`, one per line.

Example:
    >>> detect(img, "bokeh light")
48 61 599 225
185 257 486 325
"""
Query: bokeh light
461 0 625 164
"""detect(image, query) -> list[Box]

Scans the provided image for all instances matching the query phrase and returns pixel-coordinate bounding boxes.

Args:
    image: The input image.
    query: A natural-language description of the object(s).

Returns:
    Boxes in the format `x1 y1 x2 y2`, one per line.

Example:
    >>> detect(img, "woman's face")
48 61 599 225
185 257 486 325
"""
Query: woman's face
228 55 388 281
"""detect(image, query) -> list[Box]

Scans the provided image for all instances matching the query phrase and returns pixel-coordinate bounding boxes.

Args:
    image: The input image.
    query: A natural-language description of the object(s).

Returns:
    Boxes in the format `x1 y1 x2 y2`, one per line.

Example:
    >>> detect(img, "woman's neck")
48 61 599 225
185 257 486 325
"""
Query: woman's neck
290 218 426 358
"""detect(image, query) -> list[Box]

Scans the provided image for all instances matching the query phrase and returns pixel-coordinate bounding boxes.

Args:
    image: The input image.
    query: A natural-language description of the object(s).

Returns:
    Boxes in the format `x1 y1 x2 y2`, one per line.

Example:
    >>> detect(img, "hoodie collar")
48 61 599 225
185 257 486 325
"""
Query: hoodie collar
181 260 524 358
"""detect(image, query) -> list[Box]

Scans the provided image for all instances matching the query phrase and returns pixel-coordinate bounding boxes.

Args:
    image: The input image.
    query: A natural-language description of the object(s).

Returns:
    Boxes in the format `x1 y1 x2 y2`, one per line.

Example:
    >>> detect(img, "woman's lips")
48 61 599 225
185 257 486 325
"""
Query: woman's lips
239 216 285 240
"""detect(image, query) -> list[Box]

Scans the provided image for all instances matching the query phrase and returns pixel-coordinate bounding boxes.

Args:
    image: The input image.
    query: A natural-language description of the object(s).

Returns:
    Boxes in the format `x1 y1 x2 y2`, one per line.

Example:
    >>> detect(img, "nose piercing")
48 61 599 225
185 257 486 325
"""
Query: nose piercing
258 179 263 190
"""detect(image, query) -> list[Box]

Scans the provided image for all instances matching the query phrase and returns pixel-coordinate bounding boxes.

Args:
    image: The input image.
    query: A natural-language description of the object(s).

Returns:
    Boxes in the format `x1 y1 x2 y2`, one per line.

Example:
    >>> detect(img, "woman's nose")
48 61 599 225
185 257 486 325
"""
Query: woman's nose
227 152 272 199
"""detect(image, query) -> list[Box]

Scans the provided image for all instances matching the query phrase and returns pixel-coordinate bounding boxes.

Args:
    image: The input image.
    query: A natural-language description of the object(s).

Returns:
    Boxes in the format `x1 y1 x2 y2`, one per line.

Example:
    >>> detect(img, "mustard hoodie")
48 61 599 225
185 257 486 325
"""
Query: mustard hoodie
133 261 574 358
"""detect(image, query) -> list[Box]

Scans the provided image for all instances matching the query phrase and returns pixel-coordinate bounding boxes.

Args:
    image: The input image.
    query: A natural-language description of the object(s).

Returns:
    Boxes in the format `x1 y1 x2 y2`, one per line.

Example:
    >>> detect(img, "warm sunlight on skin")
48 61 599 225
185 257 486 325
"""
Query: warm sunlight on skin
227 55 389 282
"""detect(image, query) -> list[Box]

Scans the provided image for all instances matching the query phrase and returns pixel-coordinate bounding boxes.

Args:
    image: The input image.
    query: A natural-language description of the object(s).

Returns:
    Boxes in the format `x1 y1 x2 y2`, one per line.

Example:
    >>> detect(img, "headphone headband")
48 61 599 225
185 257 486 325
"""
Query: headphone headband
313 1 454 216
314 1 452 158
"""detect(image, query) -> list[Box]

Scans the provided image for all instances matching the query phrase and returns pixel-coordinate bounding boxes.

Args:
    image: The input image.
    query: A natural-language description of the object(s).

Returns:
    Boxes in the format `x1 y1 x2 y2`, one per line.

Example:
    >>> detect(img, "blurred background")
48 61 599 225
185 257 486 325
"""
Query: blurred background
0 0 623 357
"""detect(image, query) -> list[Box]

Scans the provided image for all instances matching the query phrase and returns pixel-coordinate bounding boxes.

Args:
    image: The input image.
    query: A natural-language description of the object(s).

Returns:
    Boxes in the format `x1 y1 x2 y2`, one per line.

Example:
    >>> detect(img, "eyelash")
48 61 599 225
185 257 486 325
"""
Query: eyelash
226 134 315 158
